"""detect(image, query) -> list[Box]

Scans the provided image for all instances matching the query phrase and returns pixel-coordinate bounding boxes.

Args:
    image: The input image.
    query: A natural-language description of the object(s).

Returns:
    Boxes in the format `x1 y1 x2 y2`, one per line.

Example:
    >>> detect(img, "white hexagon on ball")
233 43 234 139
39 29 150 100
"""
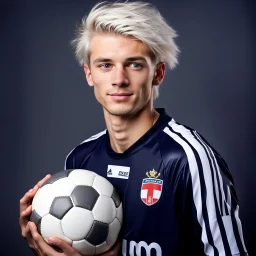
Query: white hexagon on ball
52 177 76 197
106 218 121 247
92 195 116 224
92 175 113 197
69 169 97 186
61 207 94 241
32 184 55 217
41 214 72 245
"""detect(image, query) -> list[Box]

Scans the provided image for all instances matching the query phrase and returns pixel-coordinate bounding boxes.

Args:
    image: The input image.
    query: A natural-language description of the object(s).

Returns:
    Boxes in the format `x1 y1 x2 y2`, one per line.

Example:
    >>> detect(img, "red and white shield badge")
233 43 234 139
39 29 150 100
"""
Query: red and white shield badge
141 178 163 206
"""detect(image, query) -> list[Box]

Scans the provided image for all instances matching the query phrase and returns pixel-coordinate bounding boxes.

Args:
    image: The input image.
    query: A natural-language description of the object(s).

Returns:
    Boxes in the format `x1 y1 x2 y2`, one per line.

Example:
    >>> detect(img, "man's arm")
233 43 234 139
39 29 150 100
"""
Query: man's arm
165 121 248 255
180 139 248 255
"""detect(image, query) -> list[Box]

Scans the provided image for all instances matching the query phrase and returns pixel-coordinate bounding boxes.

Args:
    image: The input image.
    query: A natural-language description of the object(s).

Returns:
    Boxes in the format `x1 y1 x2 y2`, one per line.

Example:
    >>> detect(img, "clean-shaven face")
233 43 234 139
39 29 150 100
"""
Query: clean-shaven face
84 34 156 117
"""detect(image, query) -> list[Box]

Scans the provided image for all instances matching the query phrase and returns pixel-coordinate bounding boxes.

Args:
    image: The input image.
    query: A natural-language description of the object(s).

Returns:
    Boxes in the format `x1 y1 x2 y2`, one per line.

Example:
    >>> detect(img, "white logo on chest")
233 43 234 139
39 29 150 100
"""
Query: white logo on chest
107 165 130 179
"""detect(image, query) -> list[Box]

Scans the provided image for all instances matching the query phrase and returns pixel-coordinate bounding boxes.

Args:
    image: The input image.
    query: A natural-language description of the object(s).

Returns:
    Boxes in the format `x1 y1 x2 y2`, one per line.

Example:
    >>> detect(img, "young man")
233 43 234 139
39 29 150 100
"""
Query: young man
19 2 248 256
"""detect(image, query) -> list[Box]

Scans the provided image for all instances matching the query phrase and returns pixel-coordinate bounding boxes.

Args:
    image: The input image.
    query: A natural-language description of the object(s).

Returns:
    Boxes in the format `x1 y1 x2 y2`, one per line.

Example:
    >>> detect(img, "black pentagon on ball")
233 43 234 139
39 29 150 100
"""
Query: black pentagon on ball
86 220 109 246
111 187 121 208
41 169 73 187
50 197 73 219
71 186 99 211
30 209 42 234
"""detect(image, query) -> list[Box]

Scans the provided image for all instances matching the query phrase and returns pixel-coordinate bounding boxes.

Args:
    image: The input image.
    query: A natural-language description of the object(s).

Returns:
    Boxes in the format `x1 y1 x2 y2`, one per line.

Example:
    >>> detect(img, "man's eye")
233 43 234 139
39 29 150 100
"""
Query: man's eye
100 63 111 69
130 63 142 69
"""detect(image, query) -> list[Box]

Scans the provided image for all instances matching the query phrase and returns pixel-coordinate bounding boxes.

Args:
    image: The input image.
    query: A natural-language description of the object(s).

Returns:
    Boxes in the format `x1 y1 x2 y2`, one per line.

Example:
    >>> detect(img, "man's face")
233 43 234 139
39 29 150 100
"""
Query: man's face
84 33 159 117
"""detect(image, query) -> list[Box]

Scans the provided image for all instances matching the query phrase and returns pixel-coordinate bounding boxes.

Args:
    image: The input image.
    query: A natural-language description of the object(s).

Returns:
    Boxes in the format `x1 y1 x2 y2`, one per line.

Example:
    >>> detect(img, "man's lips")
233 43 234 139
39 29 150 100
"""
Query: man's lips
108 93 133 96
108 93 133 100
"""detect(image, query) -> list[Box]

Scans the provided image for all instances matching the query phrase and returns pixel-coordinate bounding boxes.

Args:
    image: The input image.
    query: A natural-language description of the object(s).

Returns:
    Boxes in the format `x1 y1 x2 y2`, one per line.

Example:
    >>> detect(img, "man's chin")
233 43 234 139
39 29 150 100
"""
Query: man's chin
103 106 134 117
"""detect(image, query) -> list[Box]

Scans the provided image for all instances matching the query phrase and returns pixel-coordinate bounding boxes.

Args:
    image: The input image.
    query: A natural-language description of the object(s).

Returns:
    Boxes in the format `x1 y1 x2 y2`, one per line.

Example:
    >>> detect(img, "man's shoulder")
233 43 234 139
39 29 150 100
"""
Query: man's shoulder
79 130 107 146
163 118 223 167
159 118 217 165
64 130 107 168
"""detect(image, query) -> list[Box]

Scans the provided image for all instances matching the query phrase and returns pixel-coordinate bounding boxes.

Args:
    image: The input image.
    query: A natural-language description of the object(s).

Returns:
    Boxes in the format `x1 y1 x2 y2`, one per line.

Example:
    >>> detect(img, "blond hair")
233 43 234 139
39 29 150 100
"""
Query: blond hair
72 1 180 99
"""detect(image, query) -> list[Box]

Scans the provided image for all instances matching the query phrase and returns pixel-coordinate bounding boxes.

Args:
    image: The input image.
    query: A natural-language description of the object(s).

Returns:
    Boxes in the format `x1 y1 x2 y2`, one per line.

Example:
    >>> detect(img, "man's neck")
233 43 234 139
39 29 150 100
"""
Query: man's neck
104 107 159 153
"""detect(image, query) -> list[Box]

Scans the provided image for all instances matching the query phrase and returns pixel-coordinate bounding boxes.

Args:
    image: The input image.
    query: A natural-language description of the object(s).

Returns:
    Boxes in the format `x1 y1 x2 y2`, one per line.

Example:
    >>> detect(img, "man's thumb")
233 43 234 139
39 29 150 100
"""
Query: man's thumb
48 237 79 255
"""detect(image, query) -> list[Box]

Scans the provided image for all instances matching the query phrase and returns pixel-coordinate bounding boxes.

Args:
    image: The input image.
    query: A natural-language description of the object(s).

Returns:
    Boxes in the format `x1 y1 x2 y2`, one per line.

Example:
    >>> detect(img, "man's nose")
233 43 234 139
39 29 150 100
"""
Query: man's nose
111 66 129 87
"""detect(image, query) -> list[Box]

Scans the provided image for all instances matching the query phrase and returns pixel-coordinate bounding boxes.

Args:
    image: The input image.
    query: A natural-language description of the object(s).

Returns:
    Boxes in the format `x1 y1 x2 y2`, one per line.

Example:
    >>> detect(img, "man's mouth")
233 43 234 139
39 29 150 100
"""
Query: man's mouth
108 92 133 100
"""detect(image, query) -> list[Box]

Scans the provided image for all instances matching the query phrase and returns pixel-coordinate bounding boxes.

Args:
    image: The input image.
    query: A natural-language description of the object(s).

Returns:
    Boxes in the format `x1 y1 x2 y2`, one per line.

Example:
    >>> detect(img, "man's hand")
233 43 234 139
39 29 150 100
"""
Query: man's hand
19 173 120 256
20 174 51 247
29 221 81 255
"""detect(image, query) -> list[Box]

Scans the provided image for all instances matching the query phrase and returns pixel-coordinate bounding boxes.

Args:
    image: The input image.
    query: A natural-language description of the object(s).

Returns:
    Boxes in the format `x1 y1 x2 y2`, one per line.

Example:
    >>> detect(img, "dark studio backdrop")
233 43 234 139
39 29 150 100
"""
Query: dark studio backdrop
1 0 255 255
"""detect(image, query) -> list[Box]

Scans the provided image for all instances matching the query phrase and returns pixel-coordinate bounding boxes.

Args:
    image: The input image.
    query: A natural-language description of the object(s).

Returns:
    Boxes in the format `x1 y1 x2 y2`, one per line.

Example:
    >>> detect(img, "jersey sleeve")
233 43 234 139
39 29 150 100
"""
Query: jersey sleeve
64 151 75 170
180 132 248 256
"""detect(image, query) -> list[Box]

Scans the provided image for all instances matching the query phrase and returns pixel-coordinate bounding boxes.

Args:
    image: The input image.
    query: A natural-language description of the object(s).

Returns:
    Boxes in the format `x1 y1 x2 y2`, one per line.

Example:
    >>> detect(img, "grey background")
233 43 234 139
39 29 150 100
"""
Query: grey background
1 0 255 255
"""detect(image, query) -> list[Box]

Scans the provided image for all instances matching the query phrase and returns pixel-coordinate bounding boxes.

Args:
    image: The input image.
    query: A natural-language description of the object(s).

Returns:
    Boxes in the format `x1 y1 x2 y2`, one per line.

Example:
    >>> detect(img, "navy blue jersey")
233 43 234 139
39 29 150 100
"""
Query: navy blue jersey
64 108 248 256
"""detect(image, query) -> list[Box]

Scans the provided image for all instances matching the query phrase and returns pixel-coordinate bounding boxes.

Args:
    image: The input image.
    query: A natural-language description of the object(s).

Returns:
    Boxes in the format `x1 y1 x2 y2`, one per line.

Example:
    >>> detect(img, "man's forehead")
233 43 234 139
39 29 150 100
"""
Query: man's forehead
89 33 152 61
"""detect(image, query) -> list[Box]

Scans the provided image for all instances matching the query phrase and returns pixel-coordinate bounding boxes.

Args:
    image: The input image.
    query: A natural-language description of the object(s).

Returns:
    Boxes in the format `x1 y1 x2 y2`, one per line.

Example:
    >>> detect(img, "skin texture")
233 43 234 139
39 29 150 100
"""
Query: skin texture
84 34 165 153
19 33 165 255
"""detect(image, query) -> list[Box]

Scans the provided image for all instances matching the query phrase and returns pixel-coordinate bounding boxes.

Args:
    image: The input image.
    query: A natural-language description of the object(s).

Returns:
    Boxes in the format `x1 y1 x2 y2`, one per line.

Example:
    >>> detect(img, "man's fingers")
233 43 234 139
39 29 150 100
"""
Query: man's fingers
20 205 32 218
37 174 51 188
21 221 32 239
48 237 80 256
29 222 47 248
19 191 37 229
29 222 54 252
19 186 39 212
30 222 66 256
19 205 32 227
20 174 51 213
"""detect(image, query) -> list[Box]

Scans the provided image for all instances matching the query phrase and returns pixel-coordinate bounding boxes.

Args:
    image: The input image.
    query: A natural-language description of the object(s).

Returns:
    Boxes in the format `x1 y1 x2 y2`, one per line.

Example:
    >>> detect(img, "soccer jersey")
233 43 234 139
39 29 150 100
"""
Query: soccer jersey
64 108 248 256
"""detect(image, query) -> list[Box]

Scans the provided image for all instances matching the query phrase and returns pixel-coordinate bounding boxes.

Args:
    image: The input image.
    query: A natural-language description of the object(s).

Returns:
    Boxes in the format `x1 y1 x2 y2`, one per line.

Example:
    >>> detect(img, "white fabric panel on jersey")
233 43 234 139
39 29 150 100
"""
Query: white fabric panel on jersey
222 215 239 254
194 131 228 216
234 205 248 253
194 132 223 214
195 130 247 254
163 124 214 256
169 120 226 255
61 207 94 240
226 185 232 215
82 130 107 144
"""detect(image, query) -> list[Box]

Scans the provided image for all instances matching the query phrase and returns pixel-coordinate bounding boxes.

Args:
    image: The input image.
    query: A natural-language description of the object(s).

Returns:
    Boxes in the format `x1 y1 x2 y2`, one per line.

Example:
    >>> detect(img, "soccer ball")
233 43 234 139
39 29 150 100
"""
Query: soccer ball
30 169 123 255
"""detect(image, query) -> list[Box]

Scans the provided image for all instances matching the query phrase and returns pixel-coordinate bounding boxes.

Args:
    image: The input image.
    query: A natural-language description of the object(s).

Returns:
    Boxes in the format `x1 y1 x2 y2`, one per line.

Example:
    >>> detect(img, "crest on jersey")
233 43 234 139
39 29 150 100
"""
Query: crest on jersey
141 169 163 206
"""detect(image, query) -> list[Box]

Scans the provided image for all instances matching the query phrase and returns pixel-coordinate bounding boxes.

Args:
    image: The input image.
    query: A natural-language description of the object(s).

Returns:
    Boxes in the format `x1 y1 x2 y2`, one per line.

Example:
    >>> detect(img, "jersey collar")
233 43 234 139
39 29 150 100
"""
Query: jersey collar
105 108 172 158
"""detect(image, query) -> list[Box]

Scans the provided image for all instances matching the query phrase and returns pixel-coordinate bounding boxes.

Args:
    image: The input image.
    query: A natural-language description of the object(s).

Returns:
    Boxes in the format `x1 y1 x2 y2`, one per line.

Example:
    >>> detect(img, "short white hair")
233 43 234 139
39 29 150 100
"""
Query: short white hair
72 1 180 99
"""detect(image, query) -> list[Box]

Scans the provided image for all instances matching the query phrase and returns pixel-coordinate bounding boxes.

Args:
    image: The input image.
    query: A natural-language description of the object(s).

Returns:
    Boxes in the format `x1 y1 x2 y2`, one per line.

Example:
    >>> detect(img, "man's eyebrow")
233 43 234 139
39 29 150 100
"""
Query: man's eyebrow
93 58 113 64
93 56 147 64
126 56 147 62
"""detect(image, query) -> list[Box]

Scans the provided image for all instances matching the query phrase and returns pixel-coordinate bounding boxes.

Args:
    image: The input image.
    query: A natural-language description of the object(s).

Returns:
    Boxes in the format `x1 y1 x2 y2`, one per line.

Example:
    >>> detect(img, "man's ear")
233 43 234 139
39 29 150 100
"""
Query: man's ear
83 64 94 87
152 62 165 86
